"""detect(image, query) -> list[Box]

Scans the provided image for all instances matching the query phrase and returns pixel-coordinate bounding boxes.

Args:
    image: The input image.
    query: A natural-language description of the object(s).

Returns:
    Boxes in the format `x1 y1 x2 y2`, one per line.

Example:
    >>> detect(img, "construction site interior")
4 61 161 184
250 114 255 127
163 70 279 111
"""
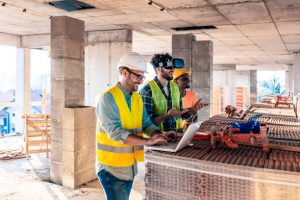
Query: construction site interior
1 0 300 200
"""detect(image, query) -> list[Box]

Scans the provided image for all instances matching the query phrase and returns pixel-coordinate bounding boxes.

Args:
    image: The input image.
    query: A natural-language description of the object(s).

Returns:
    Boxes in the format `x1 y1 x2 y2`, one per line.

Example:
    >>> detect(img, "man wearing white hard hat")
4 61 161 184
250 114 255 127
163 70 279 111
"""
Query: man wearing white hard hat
95 52 174 200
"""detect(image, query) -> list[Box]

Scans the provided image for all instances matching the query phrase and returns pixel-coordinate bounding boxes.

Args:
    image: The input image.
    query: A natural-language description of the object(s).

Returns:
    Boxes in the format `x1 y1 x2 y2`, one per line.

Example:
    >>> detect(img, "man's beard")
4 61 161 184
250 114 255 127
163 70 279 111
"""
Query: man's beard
161 70 173 81
126 77 139 91
133 83 139 91
184 82 191 89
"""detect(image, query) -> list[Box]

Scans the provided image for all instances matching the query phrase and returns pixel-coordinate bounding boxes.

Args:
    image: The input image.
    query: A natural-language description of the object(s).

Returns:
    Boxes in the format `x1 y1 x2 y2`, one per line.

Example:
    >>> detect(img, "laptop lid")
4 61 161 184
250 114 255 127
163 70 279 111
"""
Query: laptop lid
145 121 202 152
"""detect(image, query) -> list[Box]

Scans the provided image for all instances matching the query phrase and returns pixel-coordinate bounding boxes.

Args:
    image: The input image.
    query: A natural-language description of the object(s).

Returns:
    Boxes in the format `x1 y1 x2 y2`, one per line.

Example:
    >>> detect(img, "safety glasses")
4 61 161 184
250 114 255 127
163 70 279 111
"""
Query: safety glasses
125 68 145 81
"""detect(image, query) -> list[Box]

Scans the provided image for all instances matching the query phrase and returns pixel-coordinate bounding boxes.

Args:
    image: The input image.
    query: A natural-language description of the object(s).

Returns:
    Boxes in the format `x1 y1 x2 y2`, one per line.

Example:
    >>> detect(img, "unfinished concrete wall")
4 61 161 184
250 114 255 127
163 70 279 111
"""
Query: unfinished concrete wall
236 70 250 107
294 53 300 95
213 64 236 106
85 30 132 106
250 70 257 104
192 41 213 120
172 34 195 70
288 64 294 95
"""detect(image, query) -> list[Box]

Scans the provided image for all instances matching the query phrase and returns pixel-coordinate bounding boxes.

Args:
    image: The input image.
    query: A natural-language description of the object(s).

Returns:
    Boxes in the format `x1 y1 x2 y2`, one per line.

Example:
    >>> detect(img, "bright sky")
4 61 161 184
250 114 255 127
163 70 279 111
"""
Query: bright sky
31 49 50 79
0 45 16 76
0 45 50 92
0 45 16 91
257 71 285 85
31 49 51 90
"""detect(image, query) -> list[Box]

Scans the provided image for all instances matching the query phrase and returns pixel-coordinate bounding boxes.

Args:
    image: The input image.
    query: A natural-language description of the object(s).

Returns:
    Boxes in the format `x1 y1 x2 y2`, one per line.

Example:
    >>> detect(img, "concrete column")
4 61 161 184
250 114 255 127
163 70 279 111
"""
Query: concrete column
250 70 257 104
50 16 85 185
172 35 213 120
285 70 289 93
172 34 195 71
192 41 213 120
85 30 132 106
213 64 236 106
288 64 294 95
15 48 31 134
294 53 300 95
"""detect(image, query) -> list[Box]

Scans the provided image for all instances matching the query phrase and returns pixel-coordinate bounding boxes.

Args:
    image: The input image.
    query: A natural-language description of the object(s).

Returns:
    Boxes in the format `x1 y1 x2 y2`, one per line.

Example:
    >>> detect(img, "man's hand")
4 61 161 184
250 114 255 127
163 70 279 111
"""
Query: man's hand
190 98 209 113
167 108 188 117
162 131 177 142
146 134 168 146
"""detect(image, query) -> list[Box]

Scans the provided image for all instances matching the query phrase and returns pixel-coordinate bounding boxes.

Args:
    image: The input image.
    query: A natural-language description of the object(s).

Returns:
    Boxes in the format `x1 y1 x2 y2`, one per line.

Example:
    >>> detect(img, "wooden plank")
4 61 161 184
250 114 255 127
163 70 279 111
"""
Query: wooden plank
27 140 48 146
27 149 50 154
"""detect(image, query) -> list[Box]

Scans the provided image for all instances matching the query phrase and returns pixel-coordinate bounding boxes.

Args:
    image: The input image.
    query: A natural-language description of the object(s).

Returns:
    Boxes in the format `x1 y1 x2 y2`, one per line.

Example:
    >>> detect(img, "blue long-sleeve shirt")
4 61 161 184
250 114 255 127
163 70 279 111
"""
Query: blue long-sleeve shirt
95 82 159 180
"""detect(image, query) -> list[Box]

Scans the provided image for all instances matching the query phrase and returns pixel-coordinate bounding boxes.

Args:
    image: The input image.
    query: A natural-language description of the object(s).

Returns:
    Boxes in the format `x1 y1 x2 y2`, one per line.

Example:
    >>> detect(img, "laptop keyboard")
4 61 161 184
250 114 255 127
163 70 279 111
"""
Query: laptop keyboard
155 141 179 150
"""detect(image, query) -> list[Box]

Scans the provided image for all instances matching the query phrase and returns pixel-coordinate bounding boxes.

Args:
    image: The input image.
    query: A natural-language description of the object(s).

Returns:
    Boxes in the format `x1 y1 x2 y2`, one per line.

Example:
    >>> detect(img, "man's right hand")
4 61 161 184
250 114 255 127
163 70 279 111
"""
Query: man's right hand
146 134 168 146
167 108 188 117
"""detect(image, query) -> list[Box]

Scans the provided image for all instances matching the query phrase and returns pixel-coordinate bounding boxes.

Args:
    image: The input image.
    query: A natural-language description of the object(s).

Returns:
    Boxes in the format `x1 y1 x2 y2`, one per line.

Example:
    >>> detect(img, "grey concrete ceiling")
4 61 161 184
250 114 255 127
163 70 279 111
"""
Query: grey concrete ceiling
0 0 300 66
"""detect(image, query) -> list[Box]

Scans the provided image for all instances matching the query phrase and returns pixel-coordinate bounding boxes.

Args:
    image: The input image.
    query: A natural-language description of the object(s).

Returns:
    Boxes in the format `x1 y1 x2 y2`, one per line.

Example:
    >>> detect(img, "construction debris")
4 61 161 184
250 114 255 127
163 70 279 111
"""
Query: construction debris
0 147 25 160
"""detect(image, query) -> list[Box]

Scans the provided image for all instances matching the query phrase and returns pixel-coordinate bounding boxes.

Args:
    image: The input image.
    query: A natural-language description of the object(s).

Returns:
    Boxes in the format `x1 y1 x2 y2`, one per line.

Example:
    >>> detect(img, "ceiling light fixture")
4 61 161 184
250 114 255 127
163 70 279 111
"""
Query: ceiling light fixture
146 0 164 11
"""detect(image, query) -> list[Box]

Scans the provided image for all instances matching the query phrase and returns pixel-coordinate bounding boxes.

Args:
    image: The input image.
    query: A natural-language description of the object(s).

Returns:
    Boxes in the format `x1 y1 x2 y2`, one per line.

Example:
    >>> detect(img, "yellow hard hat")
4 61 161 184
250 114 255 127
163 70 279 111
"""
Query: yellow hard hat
173 68 191 80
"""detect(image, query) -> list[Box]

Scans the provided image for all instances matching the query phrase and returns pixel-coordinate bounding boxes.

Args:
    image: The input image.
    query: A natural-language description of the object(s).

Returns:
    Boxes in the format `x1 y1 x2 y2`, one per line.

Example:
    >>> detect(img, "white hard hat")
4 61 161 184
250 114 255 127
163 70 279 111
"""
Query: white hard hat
117 52 147 73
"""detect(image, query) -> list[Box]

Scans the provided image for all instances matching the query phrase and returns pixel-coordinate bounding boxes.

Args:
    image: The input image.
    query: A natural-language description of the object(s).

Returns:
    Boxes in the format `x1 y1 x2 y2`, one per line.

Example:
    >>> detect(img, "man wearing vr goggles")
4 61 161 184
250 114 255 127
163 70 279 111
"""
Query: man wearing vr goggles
140 53 189 132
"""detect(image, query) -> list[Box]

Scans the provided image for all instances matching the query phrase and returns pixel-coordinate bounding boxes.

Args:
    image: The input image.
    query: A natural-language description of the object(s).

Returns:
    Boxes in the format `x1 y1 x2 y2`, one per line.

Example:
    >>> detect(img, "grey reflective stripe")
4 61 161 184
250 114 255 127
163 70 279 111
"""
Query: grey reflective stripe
134 146 144 151
127 128 143 134
96 126 142 135
97 143 134 153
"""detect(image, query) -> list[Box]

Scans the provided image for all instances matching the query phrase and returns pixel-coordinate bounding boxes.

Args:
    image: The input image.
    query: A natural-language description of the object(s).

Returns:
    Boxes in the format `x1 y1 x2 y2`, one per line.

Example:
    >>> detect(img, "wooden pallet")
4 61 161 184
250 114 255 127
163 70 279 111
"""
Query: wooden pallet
22 114 51 159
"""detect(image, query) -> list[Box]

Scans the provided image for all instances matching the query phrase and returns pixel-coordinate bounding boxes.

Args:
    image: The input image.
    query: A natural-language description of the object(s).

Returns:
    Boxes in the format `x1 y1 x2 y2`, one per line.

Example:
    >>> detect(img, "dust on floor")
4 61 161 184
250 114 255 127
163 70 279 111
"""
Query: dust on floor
0 135 145 200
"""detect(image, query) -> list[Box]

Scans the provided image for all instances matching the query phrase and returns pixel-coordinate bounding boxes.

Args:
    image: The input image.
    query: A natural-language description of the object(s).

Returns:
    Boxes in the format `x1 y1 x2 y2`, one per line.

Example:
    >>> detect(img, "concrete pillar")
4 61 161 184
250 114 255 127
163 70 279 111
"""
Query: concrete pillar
213 64 236 106
50 16 85 185
250 70 257 104
172 34 195 71
192 41 213 120
15 48 31 134
285 70 289 93
288 64 294 95
172 35 213 120
85 30 132 106
294 53 300 95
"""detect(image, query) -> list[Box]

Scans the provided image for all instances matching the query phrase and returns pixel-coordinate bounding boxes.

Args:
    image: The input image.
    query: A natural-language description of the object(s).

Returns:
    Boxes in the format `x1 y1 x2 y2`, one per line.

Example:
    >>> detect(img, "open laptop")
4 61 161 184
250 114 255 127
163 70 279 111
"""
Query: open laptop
146 121 202 152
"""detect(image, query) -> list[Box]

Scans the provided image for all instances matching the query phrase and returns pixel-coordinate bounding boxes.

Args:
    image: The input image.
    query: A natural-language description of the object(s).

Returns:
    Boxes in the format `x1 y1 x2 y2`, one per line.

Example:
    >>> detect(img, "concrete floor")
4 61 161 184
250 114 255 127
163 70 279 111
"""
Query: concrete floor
0 135 145 200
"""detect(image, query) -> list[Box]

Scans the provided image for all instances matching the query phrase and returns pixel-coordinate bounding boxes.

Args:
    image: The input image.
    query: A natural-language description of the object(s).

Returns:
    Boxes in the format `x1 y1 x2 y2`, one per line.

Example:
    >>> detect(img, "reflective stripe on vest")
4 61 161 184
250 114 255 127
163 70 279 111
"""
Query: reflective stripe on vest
148 80 183 130
96 126 142 135
96 85 144 167
97 143 134 153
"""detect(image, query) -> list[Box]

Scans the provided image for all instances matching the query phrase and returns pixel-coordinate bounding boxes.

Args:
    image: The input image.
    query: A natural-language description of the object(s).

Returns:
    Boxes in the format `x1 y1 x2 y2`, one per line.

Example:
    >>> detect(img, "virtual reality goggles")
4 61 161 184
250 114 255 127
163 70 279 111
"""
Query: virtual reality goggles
155 58 185 69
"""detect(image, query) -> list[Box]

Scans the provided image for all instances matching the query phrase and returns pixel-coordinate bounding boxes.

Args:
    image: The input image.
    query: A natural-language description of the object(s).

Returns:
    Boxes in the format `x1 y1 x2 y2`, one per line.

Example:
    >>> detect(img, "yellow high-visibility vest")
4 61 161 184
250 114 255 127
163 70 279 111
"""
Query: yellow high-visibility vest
148 80 182 131
96 86 144 167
